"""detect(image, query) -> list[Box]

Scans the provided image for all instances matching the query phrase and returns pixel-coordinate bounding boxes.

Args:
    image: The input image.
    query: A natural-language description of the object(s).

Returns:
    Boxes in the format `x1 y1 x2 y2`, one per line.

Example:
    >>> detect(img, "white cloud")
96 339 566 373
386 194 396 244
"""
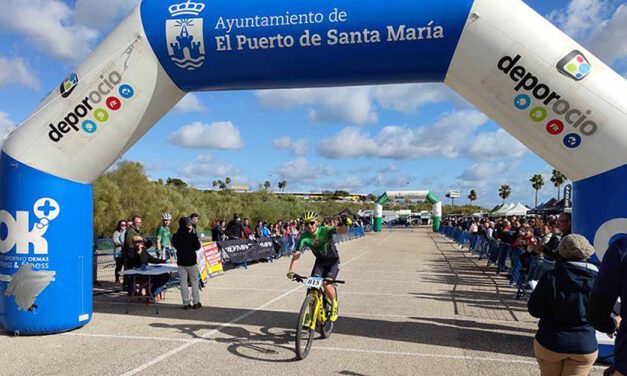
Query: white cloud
0 0 138 62
0 0 100 61
458 162 509 183
464 129 528 161
0 112 16 148
333 176 365 191
317 110 490 159
548 1 627 65
179 154 240 178
168 121 243 149
548 0 610 39
74 0 139 30
372 84 459 113
173 94 208 114
272 137 309 156
586 4 627 64
0 56 39 89
277 158 333 183
256 83 457 126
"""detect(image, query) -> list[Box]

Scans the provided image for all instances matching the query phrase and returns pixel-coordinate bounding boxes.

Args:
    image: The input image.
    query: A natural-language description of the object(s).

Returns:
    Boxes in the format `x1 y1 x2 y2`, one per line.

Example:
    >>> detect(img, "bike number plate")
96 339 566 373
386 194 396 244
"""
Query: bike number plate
305 277 323 288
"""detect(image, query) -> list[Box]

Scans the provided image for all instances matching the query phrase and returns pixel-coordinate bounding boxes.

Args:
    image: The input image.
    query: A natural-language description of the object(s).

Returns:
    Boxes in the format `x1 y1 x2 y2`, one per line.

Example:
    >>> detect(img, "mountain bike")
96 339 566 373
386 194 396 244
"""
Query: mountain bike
291 274 344 360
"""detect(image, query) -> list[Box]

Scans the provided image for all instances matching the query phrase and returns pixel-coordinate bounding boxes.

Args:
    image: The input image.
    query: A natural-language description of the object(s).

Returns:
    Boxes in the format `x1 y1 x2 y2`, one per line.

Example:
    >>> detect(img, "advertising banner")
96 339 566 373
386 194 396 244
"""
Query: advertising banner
203 242 224 277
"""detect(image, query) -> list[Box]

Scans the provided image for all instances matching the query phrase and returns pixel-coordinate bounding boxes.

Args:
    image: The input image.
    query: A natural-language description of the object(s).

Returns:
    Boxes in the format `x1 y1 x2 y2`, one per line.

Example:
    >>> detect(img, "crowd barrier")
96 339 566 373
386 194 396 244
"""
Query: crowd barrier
93 227 366 287
439 226 555 300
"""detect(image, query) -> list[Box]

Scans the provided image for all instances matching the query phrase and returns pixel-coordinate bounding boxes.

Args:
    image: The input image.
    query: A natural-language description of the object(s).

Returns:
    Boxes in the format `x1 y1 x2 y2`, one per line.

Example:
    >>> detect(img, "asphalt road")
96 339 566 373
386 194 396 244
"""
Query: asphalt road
0 228 607 375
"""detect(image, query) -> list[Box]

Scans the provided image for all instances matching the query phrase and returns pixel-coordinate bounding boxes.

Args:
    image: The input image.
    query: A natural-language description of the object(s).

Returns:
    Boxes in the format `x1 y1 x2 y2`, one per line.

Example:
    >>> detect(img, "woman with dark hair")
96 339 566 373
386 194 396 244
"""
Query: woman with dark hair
172 217 202 310
528 234 599 376
112 220 127 284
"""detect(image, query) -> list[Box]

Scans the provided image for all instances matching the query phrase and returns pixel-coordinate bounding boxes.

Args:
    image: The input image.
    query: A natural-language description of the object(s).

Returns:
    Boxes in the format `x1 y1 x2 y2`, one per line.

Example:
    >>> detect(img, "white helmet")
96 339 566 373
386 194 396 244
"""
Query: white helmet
161 212 172 221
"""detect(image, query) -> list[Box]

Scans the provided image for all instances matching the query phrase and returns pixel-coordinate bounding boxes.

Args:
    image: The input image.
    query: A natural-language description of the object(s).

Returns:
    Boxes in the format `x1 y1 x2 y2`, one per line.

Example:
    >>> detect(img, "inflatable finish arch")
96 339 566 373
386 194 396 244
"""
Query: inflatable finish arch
374 191 442 232
0 0 626 334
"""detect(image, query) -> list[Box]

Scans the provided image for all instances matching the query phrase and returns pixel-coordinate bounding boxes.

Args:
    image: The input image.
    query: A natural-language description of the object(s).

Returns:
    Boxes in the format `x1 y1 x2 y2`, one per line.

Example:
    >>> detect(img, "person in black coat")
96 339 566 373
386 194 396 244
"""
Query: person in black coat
172 217 202 310
528 234 599 376
126 235 170 297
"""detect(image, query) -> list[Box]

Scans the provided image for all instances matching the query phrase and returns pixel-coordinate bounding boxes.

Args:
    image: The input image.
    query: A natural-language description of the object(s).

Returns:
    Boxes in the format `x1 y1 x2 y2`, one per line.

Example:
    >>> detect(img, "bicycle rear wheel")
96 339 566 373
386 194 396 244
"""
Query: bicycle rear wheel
295 294 316 360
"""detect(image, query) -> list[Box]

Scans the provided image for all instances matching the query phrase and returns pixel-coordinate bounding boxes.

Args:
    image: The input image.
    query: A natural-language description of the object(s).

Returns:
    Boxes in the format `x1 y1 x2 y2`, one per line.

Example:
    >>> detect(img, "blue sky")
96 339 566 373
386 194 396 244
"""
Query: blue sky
0 0 626 208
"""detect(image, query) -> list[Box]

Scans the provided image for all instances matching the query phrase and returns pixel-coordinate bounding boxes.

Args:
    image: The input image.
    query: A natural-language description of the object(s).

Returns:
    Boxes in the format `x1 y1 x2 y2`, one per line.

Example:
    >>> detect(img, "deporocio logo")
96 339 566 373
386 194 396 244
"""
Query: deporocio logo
48 69 135 143
498 54 598 149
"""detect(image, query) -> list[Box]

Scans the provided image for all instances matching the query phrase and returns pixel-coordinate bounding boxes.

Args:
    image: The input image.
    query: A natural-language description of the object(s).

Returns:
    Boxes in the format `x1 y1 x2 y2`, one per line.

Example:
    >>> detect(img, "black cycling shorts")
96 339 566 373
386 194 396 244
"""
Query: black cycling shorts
311 258 340 281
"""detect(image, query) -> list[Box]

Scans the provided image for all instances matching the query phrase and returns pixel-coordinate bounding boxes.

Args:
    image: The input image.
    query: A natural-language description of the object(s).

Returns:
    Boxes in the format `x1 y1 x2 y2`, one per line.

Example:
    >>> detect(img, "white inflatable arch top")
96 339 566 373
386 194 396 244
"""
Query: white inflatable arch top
1 0 626 335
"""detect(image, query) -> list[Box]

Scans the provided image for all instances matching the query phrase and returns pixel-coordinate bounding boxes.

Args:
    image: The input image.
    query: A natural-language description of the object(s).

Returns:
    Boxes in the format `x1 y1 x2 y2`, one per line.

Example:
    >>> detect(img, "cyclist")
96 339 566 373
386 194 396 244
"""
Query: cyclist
287 211 346 322
156 212 173 260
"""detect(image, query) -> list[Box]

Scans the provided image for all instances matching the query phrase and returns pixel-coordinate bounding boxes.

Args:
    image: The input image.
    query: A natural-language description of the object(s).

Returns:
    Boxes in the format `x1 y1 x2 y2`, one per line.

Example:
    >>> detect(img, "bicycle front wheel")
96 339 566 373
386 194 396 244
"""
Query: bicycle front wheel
295 294 317 360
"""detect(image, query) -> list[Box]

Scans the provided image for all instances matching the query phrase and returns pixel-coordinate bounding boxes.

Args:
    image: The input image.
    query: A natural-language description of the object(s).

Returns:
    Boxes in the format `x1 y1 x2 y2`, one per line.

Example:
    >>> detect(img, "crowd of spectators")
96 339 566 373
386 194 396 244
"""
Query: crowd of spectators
442 212 627 376
441 212 571 264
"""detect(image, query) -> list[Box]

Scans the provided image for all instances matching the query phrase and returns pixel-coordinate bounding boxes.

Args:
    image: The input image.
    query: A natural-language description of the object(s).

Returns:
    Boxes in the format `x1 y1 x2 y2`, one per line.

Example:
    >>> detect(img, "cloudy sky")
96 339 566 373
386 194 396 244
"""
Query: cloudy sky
0 0 625 208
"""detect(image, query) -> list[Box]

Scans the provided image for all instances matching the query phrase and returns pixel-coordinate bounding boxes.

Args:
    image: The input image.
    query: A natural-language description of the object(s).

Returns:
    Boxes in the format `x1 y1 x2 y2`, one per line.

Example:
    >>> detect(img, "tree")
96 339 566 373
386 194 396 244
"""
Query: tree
166 177 187 189
277 180 287 192
550 170 567 200
334 190 350 197
212 180 218 189
225 177 231 186
468 189 477 206
498 184 511 204
530 174 544 208
263 180 271 190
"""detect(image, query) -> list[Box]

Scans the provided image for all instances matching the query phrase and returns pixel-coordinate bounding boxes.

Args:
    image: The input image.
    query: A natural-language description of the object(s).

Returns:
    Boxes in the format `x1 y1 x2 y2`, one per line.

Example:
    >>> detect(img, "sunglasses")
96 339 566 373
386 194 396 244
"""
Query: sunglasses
306 222 316 226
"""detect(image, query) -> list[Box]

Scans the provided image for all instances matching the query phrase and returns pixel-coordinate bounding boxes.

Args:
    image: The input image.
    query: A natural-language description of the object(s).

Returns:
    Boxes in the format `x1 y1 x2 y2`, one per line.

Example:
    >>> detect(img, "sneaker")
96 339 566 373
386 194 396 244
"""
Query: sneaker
192 303 202 309
330 300 339 322
183 304 192 310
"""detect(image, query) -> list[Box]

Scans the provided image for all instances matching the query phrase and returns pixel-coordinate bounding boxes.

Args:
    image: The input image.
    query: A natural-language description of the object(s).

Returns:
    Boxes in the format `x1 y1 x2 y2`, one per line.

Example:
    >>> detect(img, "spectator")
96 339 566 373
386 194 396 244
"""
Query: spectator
156 212 173 260
112 220 127 284
261 222 271 238
243 218 252 239
588 238 626 376
123 215 151 262
528 234 599 376
255 221 263 239
544 213 572 261
226 213 246 240
172 217 202 310
126 235 170 297
190 213 200 238
211 220 225 241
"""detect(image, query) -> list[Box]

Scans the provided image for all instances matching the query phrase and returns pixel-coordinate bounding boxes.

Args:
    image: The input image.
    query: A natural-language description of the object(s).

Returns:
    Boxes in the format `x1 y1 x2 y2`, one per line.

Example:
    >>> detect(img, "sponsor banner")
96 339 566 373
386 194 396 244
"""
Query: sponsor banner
203 242 224 277
445 0 627 182
0 152 93 334
140 0 474 91
252 238 275 260
2 6 185 184
218 239 250 264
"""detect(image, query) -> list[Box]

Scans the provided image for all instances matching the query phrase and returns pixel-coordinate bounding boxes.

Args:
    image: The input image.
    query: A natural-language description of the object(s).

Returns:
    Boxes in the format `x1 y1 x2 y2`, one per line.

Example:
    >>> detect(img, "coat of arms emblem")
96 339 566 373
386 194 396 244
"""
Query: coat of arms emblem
166 0 206 70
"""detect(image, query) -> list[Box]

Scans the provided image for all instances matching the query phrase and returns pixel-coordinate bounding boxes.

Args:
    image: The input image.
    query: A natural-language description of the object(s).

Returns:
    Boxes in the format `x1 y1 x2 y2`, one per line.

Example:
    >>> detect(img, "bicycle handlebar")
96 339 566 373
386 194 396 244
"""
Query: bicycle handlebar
292 274 345 284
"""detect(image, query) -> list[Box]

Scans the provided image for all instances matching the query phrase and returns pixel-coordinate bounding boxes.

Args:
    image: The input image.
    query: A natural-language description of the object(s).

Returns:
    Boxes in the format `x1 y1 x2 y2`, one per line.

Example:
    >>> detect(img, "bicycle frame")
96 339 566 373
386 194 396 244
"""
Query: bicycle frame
305 289 327 330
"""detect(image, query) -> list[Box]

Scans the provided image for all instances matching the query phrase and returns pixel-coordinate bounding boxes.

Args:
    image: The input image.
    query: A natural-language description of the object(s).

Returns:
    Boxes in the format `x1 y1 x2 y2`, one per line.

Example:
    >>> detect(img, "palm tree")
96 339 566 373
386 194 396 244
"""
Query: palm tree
530 174 544 208
225 177 231 186
281 180 287 192
550 170 567 200
212 180 218 189
263 180 271 190
498 184 511 204
468 189 477 207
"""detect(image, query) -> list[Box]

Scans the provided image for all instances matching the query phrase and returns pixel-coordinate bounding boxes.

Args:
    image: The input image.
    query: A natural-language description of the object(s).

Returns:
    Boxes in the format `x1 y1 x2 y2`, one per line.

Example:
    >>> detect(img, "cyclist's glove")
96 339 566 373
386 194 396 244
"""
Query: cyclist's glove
286 272 295 280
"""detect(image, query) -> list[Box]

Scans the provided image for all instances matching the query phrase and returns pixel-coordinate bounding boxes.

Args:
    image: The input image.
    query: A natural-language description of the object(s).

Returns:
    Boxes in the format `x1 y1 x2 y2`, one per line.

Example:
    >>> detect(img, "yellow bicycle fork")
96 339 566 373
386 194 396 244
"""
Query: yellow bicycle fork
303 290 326 330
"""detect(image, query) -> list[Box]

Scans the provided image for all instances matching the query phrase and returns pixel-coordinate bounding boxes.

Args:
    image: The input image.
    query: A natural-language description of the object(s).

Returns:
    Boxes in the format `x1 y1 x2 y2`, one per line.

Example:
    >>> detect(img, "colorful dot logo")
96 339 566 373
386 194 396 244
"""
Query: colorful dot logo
119 84 134 99
106 97 121 111
563 133 582 149
529 107 547 122
557 50 591 81
82 120 97 134
93 109 109 122
546 120 564 135
514 94 531 110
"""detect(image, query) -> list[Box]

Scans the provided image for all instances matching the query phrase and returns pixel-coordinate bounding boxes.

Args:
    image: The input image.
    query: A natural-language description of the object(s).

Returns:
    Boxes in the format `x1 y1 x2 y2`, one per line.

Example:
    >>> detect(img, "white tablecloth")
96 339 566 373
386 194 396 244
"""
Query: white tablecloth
121 264 178 276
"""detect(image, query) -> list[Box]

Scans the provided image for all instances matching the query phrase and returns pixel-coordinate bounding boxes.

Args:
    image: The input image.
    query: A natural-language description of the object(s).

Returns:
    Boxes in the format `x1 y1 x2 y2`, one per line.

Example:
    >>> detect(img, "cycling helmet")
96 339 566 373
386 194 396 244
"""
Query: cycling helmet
161 212 172 221
303 211 319 223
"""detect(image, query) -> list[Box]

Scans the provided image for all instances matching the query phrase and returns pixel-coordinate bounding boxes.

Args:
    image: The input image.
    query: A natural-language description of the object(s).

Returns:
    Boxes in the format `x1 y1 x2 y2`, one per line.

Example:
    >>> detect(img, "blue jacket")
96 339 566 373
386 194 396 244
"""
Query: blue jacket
588 238 627 373
528 260 599 354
